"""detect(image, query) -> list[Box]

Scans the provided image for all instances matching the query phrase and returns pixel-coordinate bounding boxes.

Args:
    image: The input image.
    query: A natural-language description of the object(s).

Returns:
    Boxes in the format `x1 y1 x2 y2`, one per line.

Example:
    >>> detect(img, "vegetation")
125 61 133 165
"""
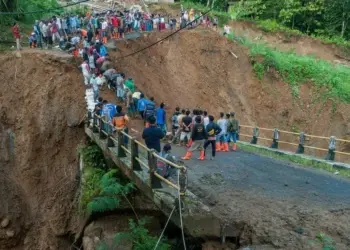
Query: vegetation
314 232 337 250
0 0 62 26
181 0 350 44
226 31 350 103
237 142 350 179
79 143 134 214
87 169 134 214
113 217 170 250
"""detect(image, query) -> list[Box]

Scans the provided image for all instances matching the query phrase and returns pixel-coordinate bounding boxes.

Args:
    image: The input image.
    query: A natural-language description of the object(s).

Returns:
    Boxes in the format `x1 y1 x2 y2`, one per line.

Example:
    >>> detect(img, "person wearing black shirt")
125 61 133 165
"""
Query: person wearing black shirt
181 116 207 160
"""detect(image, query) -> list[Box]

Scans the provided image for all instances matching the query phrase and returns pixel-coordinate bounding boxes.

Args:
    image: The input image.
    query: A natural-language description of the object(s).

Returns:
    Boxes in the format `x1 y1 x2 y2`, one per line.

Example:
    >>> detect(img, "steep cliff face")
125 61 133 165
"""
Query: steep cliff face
0 52 85 250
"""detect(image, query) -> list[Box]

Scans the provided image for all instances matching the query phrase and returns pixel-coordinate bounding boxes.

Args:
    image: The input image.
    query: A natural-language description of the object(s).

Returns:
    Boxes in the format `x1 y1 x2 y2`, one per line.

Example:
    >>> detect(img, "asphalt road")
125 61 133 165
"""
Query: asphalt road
170 145 350 209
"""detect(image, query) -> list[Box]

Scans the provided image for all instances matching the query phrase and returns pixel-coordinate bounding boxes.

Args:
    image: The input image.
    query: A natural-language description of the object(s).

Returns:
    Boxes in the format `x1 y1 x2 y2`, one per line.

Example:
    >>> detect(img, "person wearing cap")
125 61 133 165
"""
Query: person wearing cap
142 116 165 153
124 77 135 93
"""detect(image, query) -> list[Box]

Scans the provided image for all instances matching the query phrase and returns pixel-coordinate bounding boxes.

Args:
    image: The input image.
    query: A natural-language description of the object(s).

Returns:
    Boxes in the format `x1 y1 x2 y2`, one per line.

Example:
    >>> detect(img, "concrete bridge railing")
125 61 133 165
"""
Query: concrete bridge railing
85 111 231 238
238 124 350 163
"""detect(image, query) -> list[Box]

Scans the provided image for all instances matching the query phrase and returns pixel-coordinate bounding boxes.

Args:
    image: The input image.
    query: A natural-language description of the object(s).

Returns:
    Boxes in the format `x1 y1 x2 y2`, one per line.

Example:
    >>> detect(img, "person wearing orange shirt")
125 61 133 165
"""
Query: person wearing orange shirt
112 105 130 145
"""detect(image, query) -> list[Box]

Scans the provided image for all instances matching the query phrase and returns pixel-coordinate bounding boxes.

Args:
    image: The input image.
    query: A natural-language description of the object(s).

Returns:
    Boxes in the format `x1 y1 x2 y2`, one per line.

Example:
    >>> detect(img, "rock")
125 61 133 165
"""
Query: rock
1 218 10 228
6 230 15 238
82 236 95 250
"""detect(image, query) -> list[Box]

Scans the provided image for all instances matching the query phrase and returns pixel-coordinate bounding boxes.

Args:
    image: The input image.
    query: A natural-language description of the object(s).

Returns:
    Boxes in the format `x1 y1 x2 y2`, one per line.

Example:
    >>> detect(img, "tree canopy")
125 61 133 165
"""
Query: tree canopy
187 0 350 40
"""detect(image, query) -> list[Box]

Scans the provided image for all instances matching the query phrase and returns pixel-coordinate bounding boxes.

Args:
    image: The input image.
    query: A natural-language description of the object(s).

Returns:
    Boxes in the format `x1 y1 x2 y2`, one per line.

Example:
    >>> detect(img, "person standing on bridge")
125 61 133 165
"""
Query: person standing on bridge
142 116 165 153
182 116 207 160
204 115 222 160
112 105 129 145
227 112 239 151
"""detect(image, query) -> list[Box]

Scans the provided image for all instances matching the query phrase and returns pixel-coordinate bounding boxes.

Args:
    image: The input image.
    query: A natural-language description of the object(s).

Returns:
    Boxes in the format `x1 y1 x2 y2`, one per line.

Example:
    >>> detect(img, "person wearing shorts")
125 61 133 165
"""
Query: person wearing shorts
180 110 192 146
182 116 207 160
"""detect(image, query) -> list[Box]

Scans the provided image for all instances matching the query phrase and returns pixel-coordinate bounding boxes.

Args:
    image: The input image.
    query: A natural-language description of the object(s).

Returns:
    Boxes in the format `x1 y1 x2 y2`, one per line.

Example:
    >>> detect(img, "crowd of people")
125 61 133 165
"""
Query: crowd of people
11 5 224 52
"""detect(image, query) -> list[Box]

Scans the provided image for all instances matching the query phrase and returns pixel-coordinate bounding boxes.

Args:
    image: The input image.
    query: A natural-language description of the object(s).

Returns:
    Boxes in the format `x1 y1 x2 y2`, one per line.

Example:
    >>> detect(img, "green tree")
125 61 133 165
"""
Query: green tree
279 0 302 29
324 0 350 38
302 0 325 34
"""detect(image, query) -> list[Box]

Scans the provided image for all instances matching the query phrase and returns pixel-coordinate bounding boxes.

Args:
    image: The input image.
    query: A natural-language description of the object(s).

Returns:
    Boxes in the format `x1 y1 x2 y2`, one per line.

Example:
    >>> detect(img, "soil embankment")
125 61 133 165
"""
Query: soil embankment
115 29 350 161
0 52 85 249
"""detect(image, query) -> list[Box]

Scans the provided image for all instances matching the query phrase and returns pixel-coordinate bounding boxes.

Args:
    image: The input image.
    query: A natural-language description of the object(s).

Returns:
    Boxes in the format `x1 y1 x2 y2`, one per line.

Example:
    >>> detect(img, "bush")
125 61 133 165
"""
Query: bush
113 217 171 250
256 19 302 36
87 169 134 214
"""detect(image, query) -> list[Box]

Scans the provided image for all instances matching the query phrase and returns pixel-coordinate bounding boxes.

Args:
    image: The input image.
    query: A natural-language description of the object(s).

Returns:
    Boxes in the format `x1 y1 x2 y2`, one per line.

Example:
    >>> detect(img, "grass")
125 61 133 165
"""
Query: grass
227 32 350 103
237 142 350 179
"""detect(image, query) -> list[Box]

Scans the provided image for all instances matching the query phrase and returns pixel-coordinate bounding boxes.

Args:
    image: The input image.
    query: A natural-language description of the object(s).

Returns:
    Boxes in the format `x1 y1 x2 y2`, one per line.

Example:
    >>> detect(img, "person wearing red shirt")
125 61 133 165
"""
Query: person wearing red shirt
11 22 22 51
110 15 119 39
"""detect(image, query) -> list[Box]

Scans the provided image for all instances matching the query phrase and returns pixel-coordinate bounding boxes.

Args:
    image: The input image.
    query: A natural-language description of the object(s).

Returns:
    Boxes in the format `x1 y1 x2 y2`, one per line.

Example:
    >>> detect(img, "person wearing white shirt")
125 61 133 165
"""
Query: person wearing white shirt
216 112 228 152
101 20 108 43
203 111 209 127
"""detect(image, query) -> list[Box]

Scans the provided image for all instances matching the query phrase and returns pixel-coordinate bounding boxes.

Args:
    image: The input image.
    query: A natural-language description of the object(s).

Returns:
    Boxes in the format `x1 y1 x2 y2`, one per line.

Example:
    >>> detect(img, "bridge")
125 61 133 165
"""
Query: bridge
85 112 350 244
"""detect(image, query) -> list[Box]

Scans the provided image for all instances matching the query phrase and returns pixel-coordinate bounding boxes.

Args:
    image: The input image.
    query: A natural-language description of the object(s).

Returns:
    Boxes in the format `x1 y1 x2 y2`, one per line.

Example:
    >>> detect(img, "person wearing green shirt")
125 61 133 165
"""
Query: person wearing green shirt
124 77 135 93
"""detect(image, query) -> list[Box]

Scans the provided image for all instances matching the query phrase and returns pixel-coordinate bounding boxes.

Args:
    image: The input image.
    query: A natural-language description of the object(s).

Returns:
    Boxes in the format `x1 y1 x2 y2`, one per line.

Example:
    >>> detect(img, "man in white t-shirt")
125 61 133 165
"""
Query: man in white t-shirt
203 111 209 127
101 20 108 43
216 112 228 152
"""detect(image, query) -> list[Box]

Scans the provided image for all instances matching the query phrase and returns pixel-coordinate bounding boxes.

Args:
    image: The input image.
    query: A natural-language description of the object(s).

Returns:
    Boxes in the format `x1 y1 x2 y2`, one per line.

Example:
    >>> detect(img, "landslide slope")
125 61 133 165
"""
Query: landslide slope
0 52 85 249
115 29 350 161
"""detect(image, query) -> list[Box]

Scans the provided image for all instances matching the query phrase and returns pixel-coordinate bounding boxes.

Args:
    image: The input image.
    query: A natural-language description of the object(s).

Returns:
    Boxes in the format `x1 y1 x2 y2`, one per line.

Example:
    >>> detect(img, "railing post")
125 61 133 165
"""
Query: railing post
178 163 187 198
107 124 115 147
92 113 98 133
251 127 259 144
325 136 336 161
117 130 126 158
296 132 305 154
271 128 279 149
148 149 162 189
99 116 105 139
130 137 141 171
87 111 91 127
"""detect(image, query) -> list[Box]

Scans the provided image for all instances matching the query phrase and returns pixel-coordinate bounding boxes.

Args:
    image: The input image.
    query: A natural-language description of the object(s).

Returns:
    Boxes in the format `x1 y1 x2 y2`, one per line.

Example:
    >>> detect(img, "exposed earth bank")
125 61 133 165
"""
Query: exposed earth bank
114 29 350 162
0 52 85 250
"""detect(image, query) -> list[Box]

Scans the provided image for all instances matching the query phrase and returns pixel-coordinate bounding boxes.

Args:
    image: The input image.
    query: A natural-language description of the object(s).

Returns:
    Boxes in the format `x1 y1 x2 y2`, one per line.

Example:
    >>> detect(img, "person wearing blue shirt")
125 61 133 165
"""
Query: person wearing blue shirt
142 116 165 153
137 93 147 118
100 44 108 57
156 102 166 134
101 101 116 133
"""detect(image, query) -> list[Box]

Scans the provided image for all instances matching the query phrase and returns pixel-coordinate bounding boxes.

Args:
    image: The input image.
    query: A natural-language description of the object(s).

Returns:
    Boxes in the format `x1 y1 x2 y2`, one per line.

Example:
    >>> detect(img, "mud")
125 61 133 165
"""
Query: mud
0 52 85 249
114 29 350 162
